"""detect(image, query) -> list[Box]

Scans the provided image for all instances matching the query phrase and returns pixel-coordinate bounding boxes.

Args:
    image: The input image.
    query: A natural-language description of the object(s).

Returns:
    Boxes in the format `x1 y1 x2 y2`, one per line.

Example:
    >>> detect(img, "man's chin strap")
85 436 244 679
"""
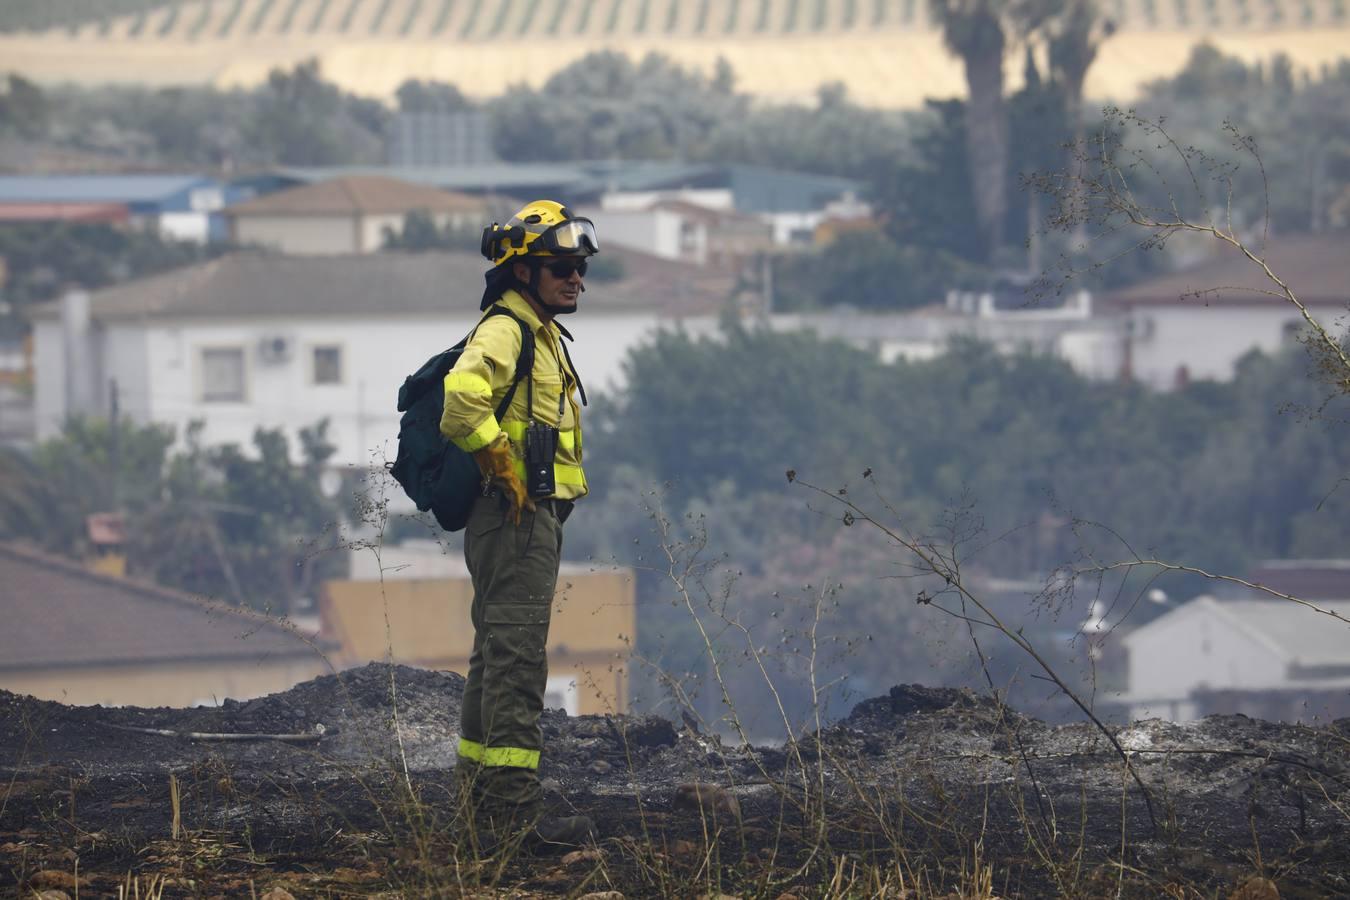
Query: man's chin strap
539 301 579 316
520 259 580 316
518 261 546 310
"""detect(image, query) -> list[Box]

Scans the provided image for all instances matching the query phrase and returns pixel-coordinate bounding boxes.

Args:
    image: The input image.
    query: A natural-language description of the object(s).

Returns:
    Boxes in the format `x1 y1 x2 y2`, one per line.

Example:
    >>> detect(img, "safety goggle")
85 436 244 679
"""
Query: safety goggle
482 216 600 263
536 218 599 255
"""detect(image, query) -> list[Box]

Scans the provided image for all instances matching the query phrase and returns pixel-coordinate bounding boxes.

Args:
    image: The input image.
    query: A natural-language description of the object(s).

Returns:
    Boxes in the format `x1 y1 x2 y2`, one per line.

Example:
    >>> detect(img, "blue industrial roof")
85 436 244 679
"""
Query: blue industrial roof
568 162 860 213
256 164 589 192
234 161 859 213
0 174 217 204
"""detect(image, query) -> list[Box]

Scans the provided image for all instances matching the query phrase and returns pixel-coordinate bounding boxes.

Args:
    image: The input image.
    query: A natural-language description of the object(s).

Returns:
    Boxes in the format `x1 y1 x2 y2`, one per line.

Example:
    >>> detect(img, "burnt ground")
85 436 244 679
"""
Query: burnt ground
1 663 1347 898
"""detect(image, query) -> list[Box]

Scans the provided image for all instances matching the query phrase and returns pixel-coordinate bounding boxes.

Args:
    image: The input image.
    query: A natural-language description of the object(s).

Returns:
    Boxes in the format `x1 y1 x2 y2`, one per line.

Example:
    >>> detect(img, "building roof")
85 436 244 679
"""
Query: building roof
31 248 733 322
572 162 860 213
248 164 585 199
647 198 766 227
1250 560 1350 602
0 202 128 223
225 175 490 217
1215 598 1350 669
238 161 860 214
570 162 719 197
0 174 214 204
1103 233 1350 308
0 542 317 671
1123 594 1350 669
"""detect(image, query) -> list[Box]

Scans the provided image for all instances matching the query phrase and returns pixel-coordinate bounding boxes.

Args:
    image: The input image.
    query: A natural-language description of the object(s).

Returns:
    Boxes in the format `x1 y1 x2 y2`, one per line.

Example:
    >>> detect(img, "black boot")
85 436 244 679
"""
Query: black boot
471 806 596 857
526 814 596 853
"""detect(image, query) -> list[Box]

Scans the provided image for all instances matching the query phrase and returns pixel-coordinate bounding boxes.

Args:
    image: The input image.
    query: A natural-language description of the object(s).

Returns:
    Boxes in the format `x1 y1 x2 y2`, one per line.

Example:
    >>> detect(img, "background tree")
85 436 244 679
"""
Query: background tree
927 0 1017 260
0 417 346 613
0 74 48 136
0 417 174 553
395 79 474 113
576 320 1350 723
250 59 389 166
770 230 983 311
706 81 917 180
491 51 748 161
135 422 346 614
1128 46 1350 234
381 210 479 253
589 322 1350 585
928 0 1111 263
14 59 391 170
873 99 983 260
1044 0 1113 129
1031 102 1350 397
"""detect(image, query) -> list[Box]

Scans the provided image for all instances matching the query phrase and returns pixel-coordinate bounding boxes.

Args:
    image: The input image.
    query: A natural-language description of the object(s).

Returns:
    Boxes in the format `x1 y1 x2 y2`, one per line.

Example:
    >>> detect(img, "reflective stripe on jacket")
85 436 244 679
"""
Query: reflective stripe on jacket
438 289 587 500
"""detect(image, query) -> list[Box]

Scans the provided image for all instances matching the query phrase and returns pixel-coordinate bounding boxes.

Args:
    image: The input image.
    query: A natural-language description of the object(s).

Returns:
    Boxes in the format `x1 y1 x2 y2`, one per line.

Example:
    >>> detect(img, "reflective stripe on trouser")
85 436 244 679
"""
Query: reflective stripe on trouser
459 491 563 811
456 738 540 769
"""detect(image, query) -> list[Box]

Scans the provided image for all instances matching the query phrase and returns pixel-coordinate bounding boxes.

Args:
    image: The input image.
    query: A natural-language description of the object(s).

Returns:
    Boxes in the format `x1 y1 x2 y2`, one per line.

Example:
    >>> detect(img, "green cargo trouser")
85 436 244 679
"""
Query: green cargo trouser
456 490 565 816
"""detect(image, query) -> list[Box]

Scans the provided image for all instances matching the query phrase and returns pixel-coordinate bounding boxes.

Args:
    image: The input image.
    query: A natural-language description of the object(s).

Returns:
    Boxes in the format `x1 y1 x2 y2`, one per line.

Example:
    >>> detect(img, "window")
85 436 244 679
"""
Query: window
544 676 579 715
200 348 245 402
313 346 343 385
189 187 224 212
679 220 699 250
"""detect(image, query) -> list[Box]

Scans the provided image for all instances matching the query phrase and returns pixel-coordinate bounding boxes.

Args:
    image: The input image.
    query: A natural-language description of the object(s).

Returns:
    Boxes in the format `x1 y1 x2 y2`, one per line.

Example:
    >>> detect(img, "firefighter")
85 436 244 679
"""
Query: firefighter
438 200 598 852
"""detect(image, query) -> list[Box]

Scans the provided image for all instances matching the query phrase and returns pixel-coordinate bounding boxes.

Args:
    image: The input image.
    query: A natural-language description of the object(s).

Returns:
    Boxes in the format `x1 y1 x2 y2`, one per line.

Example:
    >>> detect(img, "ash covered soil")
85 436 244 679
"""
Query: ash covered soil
2 663 1348 898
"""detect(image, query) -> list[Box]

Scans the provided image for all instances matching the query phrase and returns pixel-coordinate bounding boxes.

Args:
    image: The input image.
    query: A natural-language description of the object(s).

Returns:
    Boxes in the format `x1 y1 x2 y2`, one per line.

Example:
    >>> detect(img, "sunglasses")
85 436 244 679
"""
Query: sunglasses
544 259 588 279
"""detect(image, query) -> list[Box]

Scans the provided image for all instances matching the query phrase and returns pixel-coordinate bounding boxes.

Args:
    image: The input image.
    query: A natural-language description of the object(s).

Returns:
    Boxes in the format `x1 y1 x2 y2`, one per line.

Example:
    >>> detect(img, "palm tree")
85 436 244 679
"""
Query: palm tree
1046 0 1114 241
929 0 1015 260
929 0 1068 261
1046 0 1113 123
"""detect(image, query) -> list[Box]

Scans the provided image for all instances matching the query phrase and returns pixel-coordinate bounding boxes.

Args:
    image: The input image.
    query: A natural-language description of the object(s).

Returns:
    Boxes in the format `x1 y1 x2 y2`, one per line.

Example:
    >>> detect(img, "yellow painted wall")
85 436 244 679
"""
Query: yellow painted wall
2 658 329 708
319 567 636 715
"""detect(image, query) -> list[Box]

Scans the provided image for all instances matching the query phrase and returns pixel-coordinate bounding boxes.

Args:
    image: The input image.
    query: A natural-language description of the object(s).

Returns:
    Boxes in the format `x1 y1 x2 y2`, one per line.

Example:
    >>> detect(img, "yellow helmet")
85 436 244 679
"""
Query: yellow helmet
480 200 600 268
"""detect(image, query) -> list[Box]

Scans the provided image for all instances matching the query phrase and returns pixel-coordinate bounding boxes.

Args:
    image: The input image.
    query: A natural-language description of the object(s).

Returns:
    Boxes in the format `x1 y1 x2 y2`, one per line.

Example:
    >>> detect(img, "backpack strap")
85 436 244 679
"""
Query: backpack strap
481 306 535 422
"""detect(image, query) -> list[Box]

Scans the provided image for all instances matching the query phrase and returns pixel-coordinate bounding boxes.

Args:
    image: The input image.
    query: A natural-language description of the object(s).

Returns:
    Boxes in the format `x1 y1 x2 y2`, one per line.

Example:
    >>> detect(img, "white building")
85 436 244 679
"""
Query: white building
582 163 865 250
30 249 724 469
30 233 1344 464
1101 233 1348 390
1119 594 1350 722
586 198 774 266
224 175 493 255
769 289 1120 373
826 232 1346 387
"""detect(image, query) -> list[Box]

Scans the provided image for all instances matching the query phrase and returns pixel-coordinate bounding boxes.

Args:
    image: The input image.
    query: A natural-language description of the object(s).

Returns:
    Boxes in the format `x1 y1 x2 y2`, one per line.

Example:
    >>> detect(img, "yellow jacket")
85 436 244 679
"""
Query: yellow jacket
438 290 587 500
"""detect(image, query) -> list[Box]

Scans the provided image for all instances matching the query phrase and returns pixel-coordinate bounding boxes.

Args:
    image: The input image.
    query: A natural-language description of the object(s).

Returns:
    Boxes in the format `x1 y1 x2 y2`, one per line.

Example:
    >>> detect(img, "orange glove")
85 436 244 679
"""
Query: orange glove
473 434 535 524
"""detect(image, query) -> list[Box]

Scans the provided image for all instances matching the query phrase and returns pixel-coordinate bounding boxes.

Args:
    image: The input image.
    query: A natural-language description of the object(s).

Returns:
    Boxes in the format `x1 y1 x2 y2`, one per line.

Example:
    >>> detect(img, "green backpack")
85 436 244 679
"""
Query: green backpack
390 306 534 532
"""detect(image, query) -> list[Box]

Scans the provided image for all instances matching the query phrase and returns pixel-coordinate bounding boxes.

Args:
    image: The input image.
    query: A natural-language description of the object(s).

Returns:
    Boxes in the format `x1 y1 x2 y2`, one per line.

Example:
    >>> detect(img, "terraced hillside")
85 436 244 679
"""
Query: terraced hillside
0 1 174 34
30 0 1350 39
0 0 1346 107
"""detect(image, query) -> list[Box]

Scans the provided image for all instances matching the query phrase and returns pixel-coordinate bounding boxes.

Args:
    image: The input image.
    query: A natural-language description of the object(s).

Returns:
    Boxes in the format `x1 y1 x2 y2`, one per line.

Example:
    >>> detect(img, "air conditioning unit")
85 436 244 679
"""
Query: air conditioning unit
257 334 294 365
